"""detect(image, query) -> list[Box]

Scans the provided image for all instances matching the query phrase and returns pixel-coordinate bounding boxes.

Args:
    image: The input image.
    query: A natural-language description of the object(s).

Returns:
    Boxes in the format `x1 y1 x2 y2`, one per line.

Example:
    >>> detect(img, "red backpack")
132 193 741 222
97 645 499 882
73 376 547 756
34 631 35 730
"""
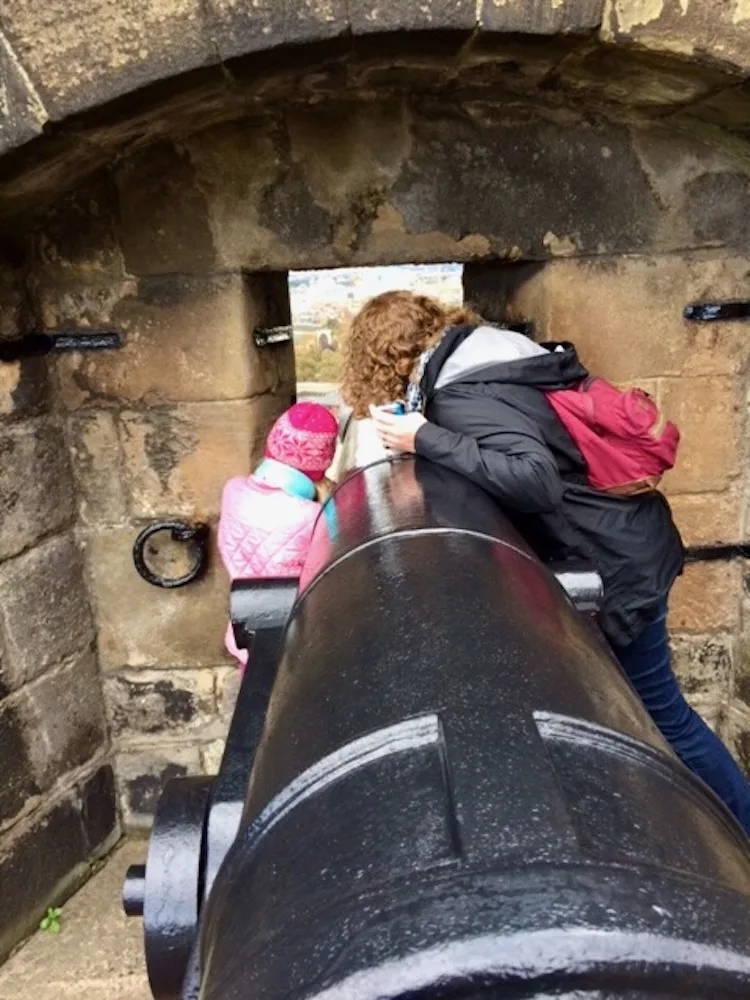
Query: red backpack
543 377 679 496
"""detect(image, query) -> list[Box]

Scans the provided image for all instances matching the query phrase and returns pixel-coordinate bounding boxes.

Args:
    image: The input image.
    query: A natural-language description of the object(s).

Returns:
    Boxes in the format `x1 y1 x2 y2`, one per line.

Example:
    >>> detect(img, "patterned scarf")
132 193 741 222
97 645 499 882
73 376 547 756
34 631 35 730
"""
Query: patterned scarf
405 335 445 413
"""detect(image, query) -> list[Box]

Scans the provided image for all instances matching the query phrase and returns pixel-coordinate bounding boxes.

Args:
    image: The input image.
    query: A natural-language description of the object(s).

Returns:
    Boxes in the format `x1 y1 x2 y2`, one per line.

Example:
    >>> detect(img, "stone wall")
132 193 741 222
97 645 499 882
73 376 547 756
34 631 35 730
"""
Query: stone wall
29 183 295 828
0 263 118 961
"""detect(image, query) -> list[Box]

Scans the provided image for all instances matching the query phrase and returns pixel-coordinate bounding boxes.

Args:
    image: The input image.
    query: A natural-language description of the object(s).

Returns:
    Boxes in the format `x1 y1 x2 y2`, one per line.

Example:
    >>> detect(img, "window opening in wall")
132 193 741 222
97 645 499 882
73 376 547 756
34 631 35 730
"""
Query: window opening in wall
290 263 463 410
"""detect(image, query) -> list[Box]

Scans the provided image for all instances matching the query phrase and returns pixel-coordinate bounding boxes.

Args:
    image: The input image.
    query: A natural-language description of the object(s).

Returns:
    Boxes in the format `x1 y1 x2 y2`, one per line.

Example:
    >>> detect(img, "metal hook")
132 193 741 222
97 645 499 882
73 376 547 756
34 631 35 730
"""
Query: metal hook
132 521 210 589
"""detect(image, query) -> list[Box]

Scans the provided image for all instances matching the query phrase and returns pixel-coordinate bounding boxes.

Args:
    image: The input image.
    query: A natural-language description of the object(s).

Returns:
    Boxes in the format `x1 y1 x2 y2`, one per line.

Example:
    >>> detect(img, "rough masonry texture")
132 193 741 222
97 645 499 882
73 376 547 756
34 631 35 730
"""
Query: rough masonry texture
1 0 750 964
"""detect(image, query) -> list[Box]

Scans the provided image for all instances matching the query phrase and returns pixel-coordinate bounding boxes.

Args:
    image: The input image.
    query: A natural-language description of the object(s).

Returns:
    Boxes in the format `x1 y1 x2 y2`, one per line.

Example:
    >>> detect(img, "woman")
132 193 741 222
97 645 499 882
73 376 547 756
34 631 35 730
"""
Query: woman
341 289 750 835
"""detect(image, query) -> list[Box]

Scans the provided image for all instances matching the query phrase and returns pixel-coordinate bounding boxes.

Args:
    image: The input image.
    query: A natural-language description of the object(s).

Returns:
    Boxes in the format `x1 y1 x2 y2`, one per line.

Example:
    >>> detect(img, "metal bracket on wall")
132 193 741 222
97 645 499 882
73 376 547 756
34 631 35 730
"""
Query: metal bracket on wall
685 544 750 564
683 302 750 323
133 521 210 589
253 325 293 348
0 330 123 362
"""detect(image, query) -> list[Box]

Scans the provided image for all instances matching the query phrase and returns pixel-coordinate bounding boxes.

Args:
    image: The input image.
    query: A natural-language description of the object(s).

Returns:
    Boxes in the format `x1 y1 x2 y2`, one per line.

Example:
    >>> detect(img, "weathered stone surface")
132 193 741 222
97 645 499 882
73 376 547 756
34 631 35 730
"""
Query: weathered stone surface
669 561 741 633
0 840 146 1000
15 656 108 793
0 419 75 561
0 534 95 689
351 0 475 34
67 411 127 526
602 0 750 75
208 0 348 62
724 700 750 774
119 395 291 519
666 489 741 547
117 745 202 828
0 0 215 121
115 143 216 276
670 633 733 701
0 790 97 961
734 633 750 710
556 45 731 109
479 0 602 35
388 112 662 260
0 699 38 827
79 764 119 855
105 668 218 738
200 739 226 775
0 358 49 422
501 255 750 382
85 525 232 669
53 274 294 408
0 32 47 155
660 376 739 495
33 174 124 283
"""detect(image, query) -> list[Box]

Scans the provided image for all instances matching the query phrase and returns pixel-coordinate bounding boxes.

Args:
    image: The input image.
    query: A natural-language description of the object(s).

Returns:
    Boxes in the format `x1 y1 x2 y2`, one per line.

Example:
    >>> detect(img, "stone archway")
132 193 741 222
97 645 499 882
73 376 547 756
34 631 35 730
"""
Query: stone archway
2 1 750 961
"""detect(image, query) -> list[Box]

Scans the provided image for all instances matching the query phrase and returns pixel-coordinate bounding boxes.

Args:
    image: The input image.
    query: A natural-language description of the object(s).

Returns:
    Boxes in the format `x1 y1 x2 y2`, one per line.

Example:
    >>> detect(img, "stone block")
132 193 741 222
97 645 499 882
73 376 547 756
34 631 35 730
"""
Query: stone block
34 173 124 283
104 668 219 739
724 701 750 775
119 394 290 519
670 633 733 701
350 0 476 34
0 419 75 561
0 533 96 689
734 633 750 708
53 274 294 408
479 0 602 35
660 377 739 495
115 142 216 276
387 113 662 260
117 745 202 829
15 656 108 792
0 0 215 121
67 411 128 527
0 699 39 827
0 794 91 962
505 255 750 382
666 490 741 548
669 561 741 634
207 0 348 61
0 357 49 422
0 32 47 155
200 739 226 774
85 525 232 670
602 0 750 75
79 764 119 855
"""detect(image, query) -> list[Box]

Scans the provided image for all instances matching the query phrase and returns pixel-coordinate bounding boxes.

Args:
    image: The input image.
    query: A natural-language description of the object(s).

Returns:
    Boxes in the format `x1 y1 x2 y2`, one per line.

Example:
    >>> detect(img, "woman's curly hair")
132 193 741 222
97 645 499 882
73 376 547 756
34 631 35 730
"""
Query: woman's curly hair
340 290 481 417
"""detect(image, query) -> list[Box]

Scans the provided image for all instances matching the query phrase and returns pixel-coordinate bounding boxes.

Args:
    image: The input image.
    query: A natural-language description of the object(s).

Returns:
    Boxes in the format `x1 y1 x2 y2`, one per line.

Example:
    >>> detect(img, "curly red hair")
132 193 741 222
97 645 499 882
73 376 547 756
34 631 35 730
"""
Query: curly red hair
340 290 480 418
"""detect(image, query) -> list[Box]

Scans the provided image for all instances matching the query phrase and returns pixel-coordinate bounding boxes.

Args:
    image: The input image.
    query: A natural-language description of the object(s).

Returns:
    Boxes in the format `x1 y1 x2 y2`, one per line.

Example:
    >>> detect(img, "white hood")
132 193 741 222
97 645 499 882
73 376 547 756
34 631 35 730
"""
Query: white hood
434 325 549 391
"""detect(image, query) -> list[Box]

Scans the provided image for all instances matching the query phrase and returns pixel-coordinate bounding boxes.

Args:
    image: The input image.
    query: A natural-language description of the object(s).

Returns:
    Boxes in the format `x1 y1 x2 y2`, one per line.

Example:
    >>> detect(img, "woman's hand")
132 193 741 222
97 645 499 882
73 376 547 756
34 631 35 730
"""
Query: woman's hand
370 406 427 453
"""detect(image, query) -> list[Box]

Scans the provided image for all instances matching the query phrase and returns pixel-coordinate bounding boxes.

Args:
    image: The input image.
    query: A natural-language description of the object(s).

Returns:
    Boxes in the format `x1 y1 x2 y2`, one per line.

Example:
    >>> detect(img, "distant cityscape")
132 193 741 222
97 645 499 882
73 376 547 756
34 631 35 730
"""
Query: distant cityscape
290 263 463 390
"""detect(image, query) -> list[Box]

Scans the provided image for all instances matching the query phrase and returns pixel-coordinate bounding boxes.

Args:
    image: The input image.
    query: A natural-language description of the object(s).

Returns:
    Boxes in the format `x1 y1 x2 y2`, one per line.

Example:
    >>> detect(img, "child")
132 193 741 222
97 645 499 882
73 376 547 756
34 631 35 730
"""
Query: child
217 402 338 667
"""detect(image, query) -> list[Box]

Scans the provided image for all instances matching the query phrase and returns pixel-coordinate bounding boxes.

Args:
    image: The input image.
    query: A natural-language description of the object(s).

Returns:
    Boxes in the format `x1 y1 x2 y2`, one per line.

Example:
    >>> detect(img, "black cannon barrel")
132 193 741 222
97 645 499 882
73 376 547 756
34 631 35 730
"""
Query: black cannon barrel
194 458 749 999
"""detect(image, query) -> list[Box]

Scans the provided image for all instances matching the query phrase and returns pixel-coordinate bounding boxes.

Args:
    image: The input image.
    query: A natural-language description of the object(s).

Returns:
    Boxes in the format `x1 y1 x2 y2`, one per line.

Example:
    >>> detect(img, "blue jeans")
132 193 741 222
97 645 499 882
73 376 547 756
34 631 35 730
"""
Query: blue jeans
613 604 750 836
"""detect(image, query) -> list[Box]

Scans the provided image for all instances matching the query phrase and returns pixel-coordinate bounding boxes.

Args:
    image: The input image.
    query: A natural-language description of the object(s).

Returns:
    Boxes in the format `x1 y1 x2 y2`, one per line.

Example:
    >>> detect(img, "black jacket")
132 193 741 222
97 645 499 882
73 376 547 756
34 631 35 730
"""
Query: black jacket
414 326 685 647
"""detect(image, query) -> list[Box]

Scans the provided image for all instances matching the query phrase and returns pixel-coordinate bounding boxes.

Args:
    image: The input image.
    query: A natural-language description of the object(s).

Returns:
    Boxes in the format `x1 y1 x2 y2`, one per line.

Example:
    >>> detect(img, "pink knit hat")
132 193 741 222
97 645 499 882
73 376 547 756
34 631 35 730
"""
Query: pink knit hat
264 402 338 481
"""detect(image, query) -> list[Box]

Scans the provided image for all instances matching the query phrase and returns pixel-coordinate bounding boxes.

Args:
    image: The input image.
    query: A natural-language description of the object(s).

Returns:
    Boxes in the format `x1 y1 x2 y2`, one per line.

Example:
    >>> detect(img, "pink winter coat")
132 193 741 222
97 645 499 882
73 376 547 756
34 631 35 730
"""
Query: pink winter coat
217 474 320 666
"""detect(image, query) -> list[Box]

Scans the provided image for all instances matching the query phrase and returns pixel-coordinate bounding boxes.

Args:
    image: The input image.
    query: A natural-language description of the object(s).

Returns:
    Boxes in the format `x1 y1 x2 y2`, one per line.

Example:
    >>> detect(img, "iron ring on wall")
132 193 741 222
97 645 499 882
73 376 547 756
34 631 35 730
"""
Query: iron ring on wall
133 521 210 589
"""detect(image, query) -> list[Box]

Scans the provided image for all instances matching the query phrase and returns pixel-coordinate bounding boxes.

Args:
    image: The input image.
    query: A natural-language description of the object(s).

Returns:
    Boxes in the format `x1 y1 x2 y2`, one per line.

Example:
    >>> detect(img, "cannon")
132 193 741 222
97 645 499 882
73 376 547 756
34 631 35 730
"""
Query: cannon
124 457 750 1000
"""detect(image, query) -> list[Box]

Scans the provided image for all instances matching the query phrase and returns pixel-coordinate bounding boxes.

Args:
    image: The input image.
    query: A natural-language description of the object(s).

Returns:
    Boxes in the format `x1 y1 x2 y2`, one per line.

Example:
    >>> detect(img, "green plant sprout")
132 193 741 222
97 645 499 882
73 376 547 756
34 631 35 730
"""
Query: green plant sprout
39 907 62 934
